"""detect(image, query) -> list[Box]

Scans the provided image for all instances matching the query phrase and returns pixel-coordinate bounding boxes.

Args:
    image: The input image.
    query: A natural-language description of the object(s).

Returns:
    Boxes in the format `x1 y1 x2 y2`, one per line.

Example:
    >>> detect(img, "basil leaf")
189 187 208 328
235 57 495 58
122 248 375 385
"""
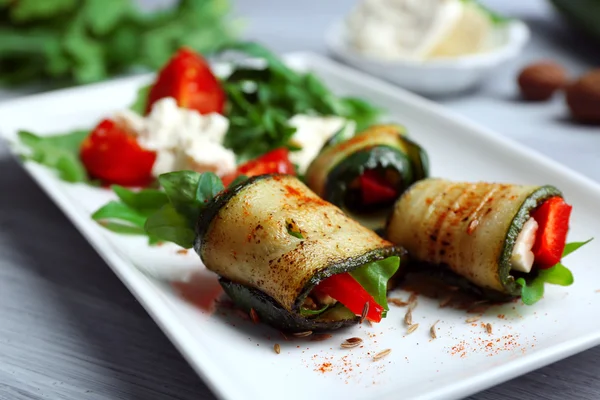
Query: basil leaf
196 172 225 206
144 204 196 249
349 256 400 315
111 185 168 212
97 222 146 236
538 263 574 286
516 277 545 306
92 201 148 228
562 239 593 258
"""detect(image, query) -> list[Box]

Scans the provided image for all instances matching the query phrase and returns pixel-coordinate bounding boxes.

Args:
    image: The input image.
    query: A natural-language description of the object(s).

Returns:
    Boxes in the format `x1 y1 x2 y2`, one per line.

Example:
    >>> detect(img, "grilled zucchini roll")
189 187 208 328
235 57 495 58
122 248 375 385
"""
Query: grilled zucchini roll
306 125 429 229
386 178 574 301
196 174 405 332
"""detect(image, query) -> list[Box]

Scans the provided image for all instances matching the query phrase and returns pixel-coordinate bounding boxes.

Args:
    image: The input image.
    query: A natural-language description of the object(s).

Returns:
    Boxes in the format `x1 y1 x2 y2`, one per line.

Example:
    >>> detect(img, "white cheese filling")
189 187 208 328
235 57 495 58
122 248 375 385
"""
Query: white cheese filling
510 217 539 274
114 98 236 178
288 115 356 173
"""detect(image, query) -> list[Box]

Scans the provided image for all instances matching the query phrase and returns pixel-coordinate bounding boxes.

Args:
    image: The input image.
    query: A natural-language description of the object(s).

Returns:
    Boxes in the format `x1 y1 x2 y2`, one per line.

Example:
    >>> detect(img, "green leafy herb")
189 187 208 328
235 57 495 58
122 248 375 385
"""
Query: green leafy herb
516 277 545 306
516 239 592 305
144 171 224 248
300 304 330 317
144 204 196 248
91 185 168 243
287 229 304 240
562 239 593 257
215 42 381 161
130 84 152 114
17 129 89 182
349 256 400 315
285 218 304 239
0 0 237 86
228 174 249 188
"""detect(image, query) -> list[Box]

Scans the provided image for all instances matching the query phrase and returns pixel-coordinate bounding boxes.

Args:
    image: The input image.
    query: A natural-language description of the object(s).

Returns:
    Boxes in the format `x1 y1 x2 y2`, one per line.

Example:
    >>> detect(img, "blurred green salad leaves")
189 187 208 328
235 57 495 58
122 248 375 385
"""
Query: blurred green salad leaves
0 0 237 85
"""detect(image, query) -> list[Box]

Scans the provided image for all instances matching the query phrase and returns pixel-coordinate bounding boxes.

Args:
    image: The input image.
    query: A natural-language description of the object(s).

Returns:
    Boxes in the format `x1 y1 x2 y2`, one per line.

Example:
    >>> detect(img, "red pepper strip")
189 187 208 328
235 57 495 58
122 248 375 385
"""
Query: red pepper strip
531 196 573 269
359 170 398 205
313 273 383 322
221 148 295 186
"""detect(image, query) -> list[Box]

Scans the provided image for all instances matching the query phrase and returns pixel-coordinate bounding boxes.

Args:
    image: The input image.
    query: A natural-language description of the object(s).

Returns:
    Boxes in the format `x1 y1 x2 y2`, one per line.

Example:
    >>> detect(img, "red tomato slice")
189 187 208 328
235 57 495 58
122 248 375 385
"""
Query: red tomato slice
80 119 156 186
359 170 398 205
531 196 573 269
146 48 225 115
222 148 296 186
313 273 383 323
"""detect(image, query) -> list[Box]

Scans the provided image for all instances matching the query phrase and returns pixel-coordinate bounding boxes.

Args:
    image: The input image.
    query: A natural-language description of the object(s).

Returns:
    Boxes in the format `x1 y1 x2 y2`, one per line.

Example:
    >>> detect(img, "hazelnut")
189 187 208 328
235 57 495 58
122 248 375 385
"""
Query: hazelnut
566 69 600 124
517 61 568 101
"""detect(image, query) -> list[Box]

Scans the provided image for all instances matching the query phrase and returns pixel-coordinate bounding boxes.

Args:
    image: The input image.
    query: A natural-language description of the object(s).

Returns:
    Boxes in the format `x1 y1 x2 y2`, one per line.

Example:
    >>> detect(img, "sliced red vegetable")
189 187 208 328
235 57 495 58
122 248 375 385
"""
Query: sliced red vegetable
221 148 296 186
531 196 573 269
146 47 225 115
80 119 156 186
359 169 398 205
313 273 384 322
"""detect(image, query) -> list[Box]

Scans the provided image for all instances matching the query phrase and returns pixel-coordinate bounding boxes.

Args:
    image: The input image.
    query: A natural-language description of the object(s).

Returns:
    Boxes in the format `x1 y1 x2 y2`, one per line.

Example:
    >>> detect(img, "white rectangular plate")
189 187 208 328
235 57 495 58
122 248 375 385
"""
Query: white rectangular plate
1 53 599 400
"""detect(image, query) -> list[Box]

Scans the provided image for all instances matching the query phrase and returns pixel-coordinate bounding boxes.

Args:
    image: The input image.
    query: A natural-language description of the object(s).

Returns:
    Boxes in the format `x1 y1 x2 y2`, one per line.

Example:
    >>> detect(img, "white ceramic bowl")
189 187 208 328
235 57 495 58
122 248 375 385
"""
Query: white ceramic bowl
325 19 530 96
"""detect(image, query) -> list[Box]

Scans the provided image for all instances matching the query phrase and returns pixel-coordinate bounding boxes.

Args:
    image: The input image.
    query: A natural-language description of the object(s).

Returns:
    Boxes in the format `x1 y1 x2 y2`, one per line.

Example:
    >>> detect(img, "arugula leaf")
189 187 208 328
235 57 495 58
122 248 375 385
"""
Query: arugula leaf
563 239 593 258
145 204 196 248
517 277 545 306
0 0 236 85
216 42 381 160
130 84 152 114
18 129 89 183
350 256 400 315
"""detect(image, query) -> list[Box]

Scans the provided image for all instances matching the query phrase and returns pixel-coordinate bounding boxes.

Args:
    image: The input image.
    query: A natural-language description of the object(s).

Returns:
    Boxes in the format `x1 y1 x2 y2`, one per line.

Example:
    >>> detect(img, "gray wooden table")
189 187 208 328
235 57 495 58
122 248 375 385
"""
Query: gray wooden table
2 1 600 399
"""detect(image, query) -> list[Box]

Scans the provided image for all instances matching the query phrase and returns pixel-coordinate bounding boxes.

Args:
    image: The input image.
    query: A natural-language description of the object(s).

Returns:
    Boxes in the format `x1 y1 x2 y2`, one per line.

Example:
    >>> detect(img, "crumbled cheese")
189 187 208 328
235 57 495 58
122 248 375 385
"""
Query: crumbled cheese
114 98 235 177
288 115 355 173
510 217 539 273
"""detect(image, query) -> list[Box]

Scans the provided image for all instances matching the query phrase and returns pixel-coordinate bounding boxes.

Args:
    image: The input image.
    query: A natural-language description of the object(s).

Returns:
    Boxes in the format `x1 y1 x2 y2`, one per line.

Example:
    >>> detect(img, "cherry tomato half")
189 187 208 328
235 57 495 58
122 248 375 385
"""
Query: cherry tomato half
221 148 296 186
146 47 226 115
80 119 156 186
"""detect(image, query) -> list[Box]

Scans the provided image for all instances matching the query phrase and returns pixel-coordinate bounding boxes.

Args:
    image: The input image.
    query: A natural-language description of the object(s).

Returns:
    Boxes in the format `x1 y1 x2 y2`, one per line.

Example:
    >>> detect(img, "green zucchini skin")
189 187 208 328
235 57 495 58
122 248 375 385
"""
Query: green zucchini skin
306 125 429 228
195 174 406 330
220 279 358 332
386 179 562 298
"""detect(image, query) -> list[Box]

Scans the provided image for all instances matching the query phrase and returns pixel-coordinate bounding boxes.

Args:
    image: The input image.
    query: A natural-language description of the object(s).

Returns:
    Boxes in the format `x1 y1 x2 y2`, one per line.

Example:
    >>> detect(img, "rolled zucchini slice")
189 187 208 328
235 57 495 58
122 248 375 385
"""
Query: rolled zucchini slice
305 125 429 229
385 178 562 299
196 174 405 332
